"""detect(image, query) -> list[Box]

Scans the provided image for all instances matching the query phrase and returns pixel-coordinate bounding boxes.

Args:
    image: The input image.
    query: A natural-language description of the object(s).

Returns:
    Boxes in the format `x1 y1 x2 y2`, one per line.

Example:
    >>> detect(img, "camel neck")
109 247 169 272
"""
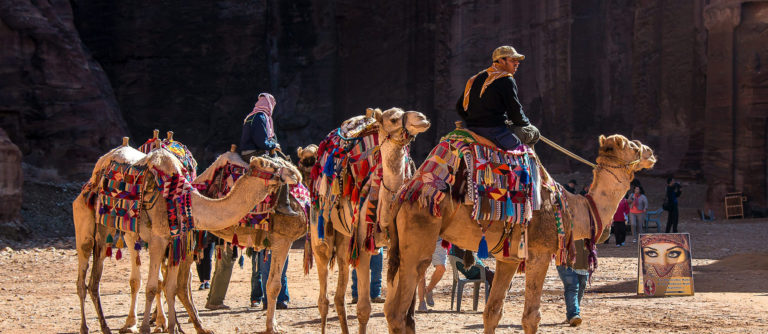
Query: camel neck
380 136 408 192
574 168 631 240
190 175 274 231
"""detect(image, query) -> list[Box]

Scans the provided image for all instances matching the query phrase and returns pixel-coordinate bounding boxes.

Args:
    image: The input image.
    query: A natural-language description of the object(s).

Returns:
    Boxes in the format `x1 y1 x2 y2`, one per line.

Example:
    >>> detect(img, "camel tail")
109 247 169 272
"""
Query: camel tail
386 200 404 284
303 237 313 275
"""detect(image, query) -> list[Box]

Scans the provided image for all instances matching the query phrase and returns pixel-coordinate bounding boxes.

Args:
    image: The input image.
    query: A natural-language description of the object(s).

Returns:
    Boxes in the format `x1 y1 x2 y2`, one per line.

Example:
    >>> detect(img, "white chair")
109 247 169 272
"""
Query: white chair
448 255 489 312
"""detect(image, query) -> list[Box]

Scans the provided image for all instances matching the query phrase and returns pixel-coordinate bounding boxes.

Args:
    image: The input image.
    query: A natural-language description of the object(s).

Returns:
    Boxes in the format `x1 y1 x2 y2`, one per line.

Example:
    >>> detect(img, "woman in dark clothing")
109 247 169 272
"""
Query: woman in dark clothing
665 178 682 233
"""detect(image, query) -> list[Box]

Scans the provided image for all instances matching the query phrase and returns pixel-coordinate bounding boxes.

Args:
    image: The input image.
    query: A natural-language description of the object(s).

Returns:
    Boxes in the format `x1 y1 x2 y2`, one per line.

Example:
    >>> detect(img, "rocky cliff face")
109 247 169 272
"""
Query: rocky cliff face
0 0 129 180
1 0 765 214
0 128 26 240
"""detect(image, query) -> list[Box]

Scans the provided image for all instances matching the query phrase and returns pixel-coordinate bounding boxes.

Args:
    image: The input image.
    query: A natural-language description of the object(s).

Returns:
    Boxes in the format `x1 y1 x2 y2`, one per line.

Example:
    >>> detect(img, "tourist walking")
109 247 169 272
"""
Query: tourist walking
629 186 648 242
613 195 630 246
418 238 448 311
556 239 589 327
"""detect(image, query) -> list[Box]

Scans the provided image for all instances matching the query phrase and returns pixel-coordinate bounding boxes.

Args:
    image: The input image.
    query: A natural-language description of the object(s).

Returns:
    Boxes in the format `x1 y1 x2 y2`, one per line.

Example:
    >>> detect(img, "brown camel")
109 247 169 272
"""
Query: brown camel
309 107 430 334
383 134 656 334
190 149 309 334
73 141 300 334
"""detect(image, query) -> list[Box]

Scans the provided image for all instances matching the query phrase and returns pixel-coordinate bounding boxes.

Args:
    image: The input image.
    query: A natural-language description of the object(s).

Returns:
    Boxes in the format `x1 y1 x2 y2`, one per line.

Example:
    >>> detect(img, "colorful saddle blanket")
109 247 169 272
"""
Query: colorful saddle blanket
310 116 401 265
97 161 148 232
397 129 541 258
139 137 198 180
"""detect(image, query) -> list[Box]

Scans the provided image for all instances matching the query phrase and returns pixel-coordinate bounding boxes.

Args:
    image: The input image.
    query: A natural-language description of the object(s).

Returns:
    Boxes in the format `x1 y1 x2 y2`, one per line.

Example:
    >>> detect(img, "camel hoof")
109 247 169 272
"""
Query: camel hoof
80 323 89 334
119 324 140 333
196 328 214 334
152 324 167 333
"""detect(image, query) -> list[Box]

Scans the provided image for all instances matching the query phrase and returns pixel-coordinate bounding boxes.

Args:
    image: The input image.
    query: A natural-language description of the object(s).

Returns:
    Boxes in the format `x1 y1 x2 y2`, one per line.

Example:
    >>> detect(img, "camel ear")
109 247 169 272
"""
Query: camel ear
366 108 375 118
599 135 607 147
296 146 304 157
373 108 383 124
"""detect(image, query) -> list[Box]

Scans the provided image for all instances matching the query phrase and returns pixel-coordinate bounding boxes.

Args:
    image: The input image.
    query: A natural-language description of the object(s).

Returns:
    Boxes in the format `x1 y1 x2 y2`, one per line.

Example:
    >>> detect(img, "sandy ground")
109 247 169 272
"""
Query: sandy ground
1 215 767 334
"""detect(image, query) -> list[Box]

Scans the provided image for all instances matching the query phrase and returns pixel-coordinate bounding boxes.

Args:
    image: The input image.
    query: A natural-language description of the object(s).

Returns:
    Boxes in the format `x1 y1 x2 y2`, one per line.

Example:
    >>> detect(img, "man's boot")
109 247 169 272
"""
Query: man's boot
275 184 299 216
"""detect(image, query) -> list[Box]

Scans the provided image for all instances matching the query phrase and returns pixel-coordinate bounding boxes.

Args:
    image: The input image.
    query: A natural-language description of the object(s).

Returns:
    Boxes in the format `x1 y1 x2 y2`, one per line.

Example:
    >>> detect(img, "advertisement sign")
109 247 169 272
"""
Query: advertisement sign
637 233 694 296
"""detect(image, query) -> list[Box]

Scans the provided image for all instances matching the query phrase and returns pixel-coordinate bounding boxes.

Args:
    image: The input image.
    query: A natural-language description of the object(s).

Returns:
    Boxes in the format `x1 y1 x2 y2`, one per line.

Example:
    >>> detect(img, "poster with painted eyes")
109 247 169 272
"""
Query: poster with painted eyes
637 233 694 296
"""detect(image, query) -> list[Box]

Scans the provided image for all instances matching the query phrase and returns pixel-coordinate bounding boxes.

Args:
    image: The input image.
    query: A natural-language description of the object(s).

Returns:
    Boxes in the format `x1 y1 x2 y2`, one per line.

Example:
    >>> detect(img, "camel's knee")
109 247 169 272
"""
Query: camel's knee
129 278 140 292
333 293 345 306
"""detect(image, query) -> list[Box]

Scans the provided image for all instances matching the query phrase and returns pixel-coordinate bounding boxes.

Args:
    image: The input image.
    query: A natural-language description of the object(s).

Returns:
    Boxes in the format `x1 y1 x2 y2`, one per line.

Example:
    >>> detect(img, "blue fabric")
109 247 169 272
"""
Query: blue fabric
250 253 263 302
351 249 383 299
254 250 289 305
468 126 521 151
241 113 278 152
557 265 588 320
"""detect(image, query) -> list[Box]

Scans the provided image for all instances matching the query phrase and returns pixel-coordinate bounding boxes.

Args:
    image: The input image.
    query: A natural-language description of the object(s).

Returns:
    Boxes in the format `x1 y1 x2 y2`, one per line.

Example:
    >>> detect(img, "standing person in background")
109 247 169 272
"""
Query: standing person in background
628 186 648 242
351 249 385 304
564 180 577 194
613 194 630 246
579 184 590 196
665 178 682 233
195 237 214 290
205 239 235 310
418 238 448 311
254 249 290 309
556 240 590 327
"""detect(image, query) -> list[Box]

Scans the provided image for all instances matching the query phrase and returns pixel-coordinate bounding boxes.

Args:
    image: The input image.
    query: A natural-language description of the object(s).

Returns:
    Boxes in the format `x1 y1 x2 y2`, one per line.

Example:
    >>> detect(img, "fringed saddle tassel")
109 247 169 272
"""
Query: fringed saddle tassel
317 210 325 240
441 239 451 251
232 233 239 247
343 173 353 197
115 235 125 249
517 260 525 274
502 236 510 257
365 223 376 253
216 246 222 259
477 233 489 259
349 235 360 268
105 233 114 244
238 254 245 268
331 178 341 196
116 249 123 261
105 246 112 258
506 195 514 219
262 236 271 248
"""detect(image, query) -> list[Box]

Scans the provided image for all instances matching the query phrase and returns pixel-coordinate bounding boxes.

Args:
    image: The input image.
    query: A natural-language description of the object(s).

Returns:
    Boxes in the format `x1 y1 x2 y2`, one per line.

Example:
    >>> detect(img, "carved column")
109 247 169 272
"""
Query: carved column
703 4 741 215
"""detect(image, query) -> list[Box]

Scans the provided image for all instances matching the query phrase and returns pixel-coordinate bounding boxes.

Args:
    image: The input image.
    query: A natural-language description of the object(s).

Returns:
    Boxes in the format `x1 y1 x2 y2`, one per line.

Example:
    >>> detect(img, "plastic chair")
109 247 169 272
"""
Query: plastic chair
644 208 663 232
448 255 489 312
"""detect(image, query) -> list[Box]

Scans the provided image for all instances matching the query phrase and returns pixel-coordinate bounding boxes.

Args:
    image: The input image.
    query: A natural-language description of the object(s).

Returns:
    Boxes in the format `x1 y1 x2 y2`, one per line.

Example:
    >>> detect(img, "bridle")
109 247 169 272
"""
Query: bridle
247 163 285 182
595 155 640 185
384 116 416 147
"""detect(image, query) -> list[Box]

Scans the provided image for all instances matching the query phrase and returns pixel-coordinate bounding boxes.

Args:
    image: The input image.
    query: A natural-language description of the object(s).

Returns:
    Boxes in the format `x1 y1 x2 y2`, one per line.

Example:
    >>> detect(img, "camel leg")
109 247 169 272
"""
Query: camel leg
74 196 96 334
482 260 520 334
264 237 291 334
176 257 212 334
153 266 168 332
120 233 142 333
334 235 351 334
164 263 182 334
312 239 332 334
384 223 439 334
140 237 166 334
87 227 112 334
521 250 550 334
355 251 372 334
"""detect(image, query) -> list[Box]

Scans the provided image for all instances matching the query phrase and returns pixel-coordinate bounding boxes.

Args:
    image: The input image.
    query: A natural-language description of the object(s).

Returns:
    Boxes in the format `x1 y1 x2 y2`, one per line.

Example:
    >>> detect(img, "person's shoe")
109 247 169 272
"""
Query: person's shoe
417 301 428 312
204 281 210 289
199 282 207 290
350 297 358 304
250 300 260 308
205 303 230 310
371 296 386 304
276 302 288 310
616 243 622 247
568 315 582 327
633 239 637 243
425 291 435 307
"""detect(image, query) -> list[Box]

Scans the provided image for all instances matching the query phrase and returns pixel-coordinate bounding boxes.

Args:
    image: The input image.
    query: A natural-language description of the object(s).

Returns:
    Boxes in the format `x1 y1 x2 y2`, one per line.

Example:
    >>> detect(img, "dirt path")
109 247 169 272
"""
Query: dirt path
1 217 767 333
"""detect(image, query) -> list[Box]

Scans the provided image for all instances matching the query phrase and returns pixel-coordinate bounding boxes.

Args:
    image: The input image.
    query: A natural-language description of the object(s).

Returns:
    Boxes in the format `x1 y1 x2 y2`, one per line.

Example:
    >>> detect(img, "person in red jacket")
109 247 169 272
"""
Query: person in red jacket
613 193 631 247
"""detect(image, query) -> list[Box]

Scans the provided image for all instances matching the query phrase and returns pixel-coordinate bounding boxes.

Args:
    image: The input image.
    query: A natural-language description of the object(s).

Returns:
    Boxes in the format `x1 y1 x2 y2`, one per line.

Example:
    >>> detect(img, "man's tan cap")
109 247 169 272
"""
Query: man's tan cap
492 46 525 62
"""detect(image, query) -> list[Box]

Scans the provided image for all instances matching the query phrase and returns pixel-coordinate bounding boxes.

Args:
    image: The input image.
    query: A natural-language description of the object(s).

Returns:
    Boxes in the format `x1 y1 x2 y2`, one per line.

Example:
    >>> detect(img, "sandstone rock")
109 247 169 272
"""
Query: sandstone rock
0 0 129 180
0 128 27 240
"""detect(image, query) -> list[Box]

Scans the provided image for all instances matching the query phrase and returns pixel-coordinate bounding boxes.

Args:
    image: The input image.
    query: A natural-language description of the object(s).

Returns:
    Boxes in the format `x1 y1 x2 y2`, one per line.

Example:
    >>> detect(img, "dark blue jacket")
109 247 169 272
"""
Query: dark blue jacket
240 113 277 152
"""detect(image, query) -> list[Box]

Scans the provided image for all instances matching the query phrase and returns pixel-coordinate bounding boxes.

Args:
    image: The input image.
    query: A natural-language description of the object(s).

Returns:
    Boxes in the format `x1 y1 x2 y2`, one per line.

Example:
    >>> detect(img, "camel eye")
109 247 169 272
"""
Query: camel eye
604 147 613 152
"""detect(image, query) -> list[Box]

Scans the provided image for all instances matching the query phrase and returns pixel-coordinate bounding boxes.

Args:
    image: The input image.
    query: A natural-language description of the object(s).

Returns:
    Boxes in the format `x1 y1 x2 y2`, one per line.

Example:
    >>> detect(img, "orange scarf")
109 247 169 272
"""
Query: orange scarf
462 63 513 111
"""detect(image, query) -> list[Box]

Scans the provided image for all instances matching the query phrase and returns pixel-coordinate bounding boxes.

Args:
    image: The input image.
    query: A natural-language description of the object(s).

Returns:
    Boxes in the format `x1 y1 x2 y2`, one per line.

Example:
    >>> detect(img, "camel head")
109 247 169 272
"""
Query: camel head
297 144 318 187
370 107 431 146
596 134 656 174
248 156 302 187
296 144 318 171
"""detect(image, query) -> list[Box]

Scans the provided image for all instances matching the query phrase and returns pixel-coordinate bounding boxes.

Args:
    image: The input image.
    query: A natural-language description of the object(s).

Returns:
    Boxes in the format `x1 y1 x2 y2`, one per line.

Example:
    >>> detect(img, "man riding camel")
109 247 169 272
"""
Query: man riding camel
241 92 298 216
456 45 539 149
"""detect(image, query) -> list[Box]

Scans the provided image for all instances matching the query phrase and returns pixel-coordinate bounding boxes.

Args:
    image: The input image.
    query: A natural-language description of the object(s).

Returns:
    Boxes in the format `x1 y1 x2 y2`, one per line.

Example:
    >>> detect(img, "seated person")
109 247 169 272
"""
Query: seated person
449 246 494 288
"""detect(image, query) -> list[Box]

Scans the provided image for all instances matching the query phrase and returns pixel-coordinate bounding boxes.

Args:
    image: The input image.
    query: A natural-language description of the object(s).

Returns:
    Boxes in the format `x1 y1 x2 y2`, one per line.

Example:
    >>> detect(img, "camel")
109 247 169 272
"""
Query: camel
383 133 656 334
185 147 310 334
73 139 300 334
309 107 430 334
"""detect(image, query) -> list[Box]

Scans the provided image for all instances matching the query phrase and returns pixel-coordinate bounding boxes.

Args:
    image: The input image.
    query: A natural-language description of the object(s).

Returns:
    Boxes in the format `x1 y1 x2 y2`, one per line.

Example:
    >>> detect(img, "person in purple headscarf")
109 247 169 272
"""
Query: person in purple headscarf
240 92 298 216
